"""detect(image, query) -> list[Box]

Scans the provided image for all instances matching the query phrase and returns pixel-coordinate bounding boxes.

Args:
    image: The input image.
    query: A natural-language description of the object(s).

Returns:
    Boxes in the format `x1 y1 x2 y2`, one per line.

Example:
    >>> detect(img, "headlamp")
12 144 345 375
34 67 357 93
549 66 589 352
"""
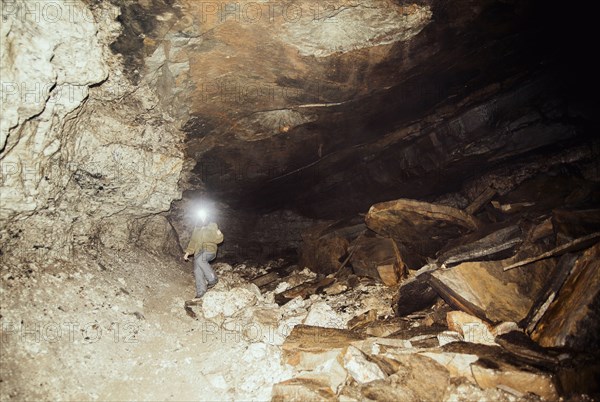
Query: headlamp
197 209 208 222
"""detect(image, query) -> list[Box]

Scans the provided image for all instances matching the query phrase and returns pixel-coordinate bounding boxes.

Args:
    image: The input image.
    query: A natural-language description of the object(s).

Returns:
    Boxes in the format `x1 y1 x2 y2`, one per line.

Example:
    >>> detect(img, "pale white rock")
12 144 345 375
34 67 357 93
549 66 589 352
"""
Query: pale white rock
238 343 293 398
306 353 348 392
447 311 497 346
438 331 464 346
492 322 520 337
275 281 291 294
343 346 387 385
281 1 432 57
420 352 479 382
0 0 185 259
0 0 107 220
303 302 347 329
206 374 229 389
202 287 258 318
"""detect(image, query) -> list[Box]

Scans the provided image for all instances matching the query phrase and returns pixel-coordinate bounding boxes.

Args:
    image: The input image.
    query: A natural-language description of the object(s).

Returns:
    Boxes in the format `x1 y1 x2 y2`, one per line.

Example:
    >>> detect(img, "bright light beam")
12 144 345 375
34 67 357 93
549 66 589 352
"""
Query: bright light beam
197 208 208 222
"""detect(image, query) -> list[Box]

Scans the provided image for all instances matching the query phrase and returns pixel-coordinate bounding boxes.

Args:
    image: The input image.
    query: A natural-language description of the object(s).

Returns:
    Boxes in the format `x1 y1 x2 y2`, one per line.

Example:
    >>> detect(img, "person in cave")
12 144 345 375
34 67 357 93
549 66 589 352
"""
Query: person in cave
183 213 224 301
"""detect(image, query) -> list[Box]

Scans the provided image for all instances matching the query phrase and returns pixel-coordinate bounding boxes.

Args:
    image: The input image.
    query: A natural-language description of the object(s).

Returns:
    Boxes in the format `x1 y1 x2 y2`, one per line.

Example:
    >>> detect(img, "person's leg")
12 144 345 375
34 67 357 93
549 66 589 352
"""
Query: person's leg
198 251 217 287
193 254 208 298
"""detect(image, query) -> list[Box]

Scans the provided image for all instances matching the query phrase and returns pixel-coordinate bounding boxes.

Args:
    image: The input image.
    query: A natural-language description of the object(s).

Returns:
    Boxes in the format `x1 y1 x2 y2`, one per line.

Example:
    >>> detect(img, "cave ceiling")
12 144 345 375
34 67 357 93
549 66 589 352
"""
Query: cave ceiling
108 0 597 218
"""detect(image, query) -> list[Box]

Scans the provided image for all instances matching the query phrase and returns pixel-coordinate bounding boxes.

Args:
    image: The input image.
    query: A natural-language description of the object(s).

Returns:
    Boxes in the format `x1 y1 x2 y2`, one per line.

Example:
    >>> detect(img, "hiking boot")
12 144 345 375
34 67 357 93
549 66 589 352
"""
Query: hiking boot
185 297 203 306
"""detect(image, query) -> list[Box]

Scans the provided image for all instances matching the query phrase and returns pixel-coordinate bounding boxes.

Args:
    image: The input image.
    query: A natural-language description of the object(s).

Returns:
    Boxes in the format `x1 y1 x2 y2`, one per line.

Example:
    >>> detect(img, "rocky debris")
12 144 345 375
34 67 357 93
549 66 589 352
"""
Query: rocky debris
522 253 580 335
272 377 337 402
465 187 498 215
446 311 496 346
502 232 600 272
428 258 547 323
343 346 387 384
201 286 259 319
365 199 480 269
271 303 586 401
530 243 600 349
552 208 600 241
276 277 336 305
298 219 365 275
437 225 524 267
289 171 599 400
303 302 347 329
299 236 349 276
349 234 405 282
392 271 439 317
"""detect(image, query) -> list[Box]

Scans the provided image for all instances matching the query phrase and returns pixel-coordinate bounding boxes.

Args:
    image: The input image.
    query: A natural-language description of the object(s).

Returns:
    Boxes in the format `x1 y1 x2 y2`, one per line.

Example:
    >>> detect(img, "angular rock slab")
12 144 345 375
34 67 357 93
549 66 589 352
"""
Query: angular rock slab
366 199 480 265
299 236 349 275
343 346 387 385
282 325 366 367
471 363 558 400
350 234 400 281
446 310 496 346
443 342 559 400
428 260 537 323
272 377 337 402
531 243 600 349
363 353 451 401
393 273 439 317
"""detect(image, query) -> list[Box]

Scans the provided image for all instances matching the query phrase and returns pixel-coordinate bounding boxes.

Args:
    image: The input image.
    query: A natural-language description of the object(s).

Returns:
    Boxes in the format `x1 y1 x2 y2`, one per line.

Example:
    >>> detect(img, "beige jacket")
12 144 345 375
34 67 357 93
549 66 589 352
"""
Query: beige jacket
185 222 224 255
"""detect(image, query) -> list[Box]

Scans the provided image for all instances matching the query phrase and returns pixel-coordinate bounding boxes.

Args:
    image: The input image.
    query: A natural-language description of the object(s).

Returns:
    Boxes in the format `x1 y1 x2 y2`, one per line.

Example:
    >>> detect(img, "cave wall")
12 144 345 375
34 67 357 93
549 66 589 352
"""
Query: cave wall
0 0 185 260
1 0 597 264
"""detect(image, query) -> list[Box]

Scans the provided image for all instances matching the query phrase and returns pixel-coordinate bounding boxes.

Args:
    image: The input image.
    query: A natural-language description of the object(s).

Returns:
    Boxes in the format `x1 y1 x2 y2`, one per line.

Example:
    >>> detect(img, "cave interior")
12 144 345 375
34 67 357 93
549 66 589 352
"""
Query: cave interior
0 0 599 400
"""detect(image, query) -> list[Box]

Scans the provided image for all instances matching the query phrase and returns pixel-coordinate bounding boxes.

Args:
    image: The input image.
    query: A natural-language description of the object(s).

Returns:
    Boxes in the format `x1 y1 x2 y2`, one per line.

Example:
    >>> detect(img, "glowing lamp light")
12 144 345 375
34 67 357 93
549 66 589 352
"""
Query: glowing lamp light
197 209 208 222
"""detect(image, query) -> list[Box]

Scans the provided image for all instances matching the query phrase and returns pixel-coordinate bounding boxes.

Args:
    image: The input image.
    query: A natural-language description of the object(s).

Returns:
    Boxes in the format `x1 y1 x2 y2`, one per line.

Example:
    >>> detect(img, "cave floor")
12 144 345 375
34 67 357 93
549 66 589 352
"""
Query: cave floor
0 250 288 401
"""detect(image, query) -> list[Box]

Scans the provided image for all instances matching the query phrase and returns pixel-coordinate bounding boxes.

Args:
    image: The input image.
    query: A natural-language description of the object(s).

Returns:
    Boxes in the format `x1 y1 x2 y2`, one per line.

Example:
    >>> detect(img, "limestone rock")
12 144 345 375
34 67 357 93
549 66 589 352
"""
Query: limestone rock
443 342 559 400
437 331 464 347
289 355 348 394
272 377 337 402
282 325 365 367
428 259 550 323
343 346 387 385
444 380 519 402
303 302 347 329
446 311 496 346
299 236 349 275
437 225 523 267
368 354 450 401
471 362 558 400
202 287 258 318
419 352 479 382
376 264 402 287
281 1 432 57
0 0 184 259
324 281 349 296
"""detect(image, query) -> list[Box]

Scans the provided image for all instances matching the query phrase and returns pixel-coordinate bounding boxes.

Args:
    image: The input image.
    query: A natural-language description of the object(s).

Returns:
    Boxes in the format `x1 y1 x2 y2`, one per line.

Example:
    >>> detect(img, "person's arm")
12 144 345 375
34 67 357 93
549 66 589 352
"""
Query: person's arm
214 227 224 244
184 229 199 260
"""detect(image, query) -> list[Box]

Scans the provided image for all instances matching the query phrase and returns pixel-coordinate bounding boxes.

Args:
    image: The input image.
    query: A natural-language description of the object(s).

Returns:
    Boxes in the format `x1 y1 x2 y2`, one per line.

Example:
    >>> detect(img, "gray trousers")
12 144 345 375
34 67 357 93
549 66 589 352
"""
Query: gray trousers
193 251 217 297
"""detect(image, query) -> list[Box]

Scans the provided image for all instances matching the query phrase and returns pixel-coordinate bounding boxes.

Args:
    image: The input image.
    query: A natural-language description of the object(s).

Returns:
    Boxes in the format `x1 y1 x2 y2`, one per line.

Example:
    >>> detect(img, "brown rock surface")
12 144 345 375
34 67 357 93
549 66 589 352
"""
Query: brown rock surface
428 257 552 323
531 243 600 349
365 199 480 267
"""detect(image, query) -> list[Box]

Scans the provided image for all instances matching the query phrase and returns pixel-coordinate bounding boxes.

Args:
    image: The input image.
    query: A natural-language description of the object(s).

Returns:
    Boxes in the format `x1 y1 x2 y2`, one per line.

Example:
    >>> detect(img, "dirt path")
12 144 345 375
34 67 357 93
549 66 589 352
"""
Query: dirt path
0 249 289 401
